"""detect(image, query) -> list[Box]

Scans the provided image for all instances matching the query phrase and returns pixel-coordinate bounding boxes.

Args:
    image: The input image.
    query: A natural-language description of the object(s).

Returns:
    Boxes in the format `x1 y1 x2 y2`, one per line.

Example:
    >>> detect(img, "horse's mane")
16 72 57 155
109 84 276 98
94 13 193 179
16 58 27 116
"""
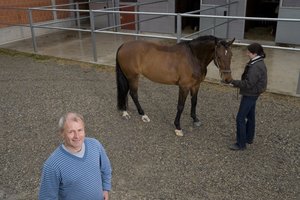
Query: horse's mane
177 35 216 46
189 35 219 46
181 35 231 49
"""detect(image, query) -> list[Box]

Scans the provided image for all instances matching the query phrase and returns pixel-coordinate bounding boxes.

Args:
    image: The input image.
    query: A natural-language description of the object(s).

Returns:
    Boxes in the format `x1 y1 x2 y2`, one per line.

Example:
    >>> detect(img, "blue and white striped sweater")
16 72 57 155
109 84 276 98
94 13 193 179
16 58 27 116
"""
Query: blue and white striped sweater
39 137 112 200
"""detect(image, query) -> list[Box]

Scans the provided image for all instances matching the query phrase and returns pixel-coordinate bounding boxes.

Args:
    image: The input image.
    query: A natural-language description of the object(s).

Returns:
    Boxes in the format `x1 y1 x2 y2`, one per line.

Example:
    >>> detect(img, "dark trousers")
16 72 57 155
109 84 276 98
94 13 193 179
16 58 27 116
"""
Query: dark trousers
236 95 258 148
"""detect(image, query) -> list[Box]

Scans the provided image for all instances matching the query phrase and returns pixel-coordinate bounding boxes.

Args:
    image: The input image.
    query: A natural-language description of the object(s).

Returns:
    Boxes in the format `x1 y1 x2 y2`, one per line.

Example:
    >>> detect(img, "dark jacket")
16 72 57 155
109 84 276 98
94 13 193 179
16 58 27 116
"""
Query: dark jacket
232 56 267 96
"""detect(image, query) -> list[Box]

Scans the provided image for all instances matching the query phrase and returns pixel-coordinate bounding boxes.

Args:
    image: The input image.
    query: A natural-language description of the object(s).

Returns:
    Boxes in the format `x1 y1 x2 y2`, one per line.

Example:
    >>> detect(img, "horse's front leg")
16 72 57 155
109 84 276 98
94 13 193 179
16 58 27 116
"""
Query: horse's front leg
174 87 189 136
190 85 201 127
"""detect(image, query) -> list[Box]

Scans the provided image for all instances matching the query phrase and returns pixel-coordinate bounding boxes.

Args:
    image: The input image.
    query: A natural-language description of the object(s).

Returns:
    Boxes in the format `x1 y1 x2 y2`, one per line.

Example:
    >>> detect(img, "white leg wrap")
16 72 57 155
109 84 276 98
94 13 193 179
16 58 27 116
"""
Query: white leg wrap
122 111 130 120
175 129 184 137
194 121 201 127
141 115 150 122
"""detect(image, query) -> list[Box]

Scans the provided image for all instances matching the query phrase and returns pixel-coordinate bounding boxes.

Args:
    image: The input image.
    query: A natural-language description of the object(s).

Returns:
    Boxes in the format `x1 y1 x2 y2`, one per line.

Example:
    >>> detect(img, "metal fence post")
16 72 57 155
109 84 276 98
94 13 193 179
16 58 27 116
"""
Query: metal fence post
28 9 37 53
106 0 111 30
176 13 182 43
112 0 119 32
213 7 216 35
135 4 140 40
51 0 57 20
89 10 98 62
75 2 82 39
226 1 231 38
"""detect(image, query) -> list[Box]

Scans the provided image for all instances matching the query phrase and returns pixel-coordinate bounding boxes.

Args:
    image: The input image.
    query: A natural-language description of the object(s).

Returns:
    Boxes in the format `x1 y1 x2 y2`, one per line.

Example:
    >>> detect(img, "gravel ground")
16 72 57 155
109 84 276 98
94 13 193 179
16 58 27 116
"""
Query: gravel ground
0 49 299 200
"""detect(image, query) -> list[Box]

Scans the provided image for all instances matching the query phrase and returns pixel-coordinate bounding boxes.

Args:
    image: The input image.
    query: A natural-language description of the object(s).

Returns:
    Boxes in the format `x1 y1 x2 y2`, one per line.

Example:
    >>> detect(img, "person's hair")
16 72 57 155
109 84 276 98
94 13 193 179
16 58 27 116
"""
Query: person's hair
58 112 84 133
247 43 266 58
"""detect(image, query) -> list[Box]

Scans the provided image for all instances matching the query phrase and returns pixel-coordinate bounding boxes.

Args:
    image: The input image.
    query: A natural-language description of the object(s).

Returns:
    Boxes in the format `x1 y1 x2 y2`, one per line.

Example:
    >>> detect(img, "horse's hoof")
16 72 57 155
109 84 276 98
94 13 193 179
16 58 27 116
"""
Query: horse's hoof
141 115 150 122
175 129 184 137
122 111 130 120
194 121 201 127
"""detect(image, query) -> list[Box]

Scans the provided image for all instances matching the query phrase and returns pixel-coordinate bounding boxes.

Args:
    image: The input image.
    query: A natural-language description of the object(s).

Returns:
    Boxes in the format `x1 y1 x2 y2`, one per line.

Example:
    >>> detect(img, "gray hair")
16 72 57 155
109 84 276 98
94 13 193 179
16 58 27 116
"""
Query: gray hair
58 112 84 133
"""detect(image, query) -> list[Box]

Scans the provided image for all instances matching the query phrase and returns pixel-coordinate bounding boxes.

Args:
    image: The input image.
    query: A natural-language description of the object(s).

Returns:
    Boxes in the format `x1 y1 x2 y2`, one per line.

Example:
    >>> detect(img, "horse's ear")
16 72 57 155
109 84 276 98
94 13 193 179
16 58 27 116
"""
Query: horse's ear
227 38 235 46
215 38 223 48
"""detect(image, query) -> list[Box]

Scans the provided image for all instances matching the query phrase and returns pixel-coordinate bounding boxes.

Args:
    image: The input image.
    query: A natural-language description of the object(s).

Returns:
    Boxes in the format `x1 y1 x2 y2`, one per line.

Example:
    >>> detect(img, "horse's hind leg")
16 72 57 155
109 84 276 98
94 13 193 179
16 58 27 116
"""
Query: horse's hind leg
116 60 130 119
190 85 201 127
128 78 150 122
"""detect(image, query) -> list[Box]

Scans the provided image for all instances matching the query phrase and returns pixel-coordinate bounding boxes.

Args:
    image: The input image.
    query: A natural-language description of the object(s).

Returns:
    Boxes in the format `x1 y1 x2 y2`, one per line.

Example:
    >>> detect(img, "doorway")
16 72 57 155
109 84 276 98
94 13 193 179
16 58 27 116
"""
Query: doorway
244 0 279 41
120 0 137 30
175 0 200 32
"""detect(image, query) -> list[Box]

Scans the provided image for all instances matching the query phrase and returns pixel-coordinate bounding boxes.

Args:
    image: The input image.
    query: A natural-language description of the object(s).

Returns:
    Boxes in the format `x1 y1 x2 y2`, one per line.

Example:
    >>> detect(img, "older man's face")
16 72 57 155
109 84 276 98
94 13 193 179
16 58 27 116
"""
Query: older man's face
62 118 85 153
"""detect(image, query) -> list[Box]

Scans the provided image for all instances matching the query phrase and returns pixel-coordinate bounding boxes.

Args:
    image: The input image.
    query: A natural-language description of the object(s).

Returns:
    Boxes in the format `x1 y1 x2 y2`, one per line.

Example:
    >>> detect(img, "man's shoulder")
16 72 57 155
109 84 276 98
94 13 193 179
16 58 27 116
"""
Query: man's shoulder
85 137 102 147
43 146 65 167
85 137 99 143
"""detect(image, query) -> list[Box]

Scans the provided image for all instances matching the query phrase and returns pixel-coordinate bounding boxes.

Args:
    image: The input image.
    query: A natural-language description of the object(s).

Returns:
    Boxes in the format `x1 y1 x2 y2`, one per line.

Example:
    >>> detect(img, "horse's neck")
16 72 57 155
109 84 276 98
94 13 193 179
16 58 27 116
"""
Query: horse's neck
192 44 215 67
186 42 214 79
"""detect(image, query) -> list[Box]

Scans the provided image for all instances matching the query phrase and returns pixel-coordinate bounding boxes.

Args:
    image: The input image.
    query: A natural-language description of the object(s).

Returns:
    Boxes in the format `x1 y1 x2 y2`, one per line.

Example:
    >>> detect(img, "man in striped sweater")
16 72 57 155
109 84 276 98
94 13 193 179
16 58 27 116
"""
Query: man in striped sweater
39 112 112 200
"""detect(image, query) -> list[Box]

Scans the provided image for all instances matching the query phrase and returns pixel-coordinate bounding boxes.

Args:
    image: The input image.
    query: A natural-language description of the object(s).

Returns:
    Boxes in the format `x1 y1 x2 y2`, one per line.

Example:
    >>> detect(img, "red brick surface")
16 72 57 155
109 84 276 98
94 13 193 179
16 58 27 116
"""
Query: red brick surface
0 0 71 28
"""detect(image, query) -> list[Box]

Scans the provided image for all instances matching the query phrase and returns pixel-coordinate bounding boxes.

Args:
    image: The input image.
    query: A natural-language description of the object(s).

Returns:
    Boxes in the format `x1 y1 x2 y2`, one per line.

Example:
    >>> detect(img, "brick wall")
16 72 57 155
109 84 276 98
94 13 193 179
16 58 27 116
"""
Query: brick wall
0 0 72 28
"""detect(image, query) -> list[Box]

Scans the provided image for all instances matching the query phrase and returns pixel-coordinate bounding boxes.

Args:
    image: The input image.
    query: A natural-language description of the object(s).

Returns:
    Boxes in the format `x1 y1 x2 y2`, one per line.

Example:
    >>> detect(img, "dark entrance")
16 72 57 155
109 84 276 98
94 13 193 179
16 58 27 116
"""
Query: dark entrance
245 0 280 41
176 0 200 31
120 0 137 30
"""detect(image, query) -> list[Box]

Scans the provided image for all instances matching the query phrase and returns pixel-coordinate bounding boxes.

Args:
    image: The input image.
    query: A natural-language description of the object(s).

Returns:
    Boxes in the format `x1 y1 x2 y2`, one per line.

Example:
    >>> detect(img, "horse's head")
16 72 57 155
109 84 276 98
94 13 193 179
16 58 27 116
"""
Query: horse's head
214 38 235 83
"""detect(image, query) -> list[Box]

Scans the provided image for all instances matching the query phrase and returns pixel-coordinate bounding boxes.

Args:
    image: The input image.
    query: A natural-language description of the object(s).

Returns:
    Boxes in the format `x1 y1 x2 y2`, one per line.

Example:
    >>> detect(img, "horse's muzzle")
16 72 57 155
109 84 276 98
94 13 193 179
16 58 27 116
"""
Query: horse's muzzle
220 71 233 84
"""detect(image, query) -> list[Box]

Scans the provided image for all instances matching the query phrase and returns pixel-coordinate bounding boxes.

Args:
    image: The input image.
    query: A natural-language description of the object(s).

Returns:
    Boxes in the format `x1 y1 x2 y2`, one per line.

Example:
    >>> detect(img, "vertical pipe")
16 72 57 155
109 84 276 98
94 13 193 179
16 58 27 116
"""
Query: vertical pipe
89 10 98 62
226 0 230 38
28 9 37 53
136 4 140 34
106 0 111 29
114 0 120 32
112 0 116 32
76 2 82 39
176 13 182 43
213 6 216 36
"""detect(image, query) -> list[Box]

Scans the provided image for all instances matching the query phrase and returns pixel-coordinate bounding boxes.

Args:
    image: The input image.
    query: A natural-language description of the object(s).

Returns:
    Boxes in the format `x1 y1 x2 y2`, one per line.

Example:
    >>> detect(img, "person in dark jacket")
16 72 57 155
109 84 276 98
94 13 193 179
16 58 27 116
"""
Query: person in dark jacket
229 43 268 150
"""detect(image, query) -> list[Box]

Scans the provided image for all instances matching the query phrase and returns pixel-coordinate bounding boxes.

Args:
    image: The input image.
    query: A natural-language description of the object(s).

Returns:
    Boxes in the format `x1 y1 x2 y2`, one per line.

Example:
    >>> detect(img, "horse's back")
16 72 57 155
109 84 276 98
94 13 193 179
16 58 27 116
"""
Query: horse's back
117 40 193 84
118 40 166 61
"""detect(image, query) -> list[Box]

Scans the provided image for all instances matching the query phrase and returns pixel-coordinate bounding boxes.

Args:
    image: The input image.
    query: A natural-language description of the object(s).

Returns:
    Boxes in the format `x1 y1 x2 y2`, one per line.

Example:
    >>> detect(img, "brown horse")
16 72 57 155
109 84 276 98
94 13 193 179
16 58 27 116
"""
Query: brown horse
116 35 235 136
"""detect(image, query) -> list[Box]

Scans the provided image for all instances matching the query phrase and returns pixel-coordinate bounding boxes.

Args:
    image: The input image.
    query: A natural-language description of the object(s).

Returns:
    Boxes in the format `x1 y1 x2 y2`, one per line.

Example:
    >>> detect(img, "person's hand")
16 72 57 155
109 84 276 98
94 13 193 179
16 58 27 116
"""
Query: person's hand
103 191 109 200
220 80 234 87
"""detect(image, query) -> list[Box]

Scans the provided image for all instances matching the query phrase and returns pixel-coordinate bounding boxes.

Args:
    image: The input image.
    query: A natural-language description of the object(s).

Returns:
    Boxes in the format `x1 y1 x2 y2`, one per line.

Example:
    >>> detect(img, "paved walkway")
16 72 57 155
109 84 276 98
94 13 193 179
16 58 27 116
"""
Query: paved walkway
1 30 299 97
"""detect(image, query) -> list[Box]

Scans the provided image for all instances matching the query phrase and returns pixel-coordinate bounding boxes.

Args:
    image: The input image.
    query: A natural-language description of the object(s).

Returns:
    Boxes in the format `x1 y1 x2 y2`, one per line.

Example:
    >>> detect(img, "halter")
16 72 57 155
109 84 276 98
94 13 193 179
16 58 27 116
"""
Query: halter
214 45 231 73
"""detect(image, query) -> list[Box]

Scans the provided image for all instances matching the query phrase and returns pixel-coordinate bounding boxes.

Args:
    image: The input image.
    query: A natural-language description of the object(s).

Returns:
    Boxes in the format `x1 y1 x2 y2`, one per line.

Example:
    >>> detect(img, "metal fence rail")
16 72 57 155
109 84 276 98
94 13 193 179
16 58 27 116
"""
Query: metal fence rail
1 1 300 62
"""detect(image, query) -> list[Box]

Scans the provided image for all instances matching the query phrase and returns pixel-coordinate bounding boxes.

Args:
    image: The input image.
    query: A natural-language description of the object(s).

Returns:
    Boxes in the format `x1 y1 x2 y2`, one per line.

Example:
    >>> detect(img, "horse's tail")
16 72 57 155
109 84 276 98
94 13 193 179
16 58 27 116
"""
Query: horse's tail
116 45 129 111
